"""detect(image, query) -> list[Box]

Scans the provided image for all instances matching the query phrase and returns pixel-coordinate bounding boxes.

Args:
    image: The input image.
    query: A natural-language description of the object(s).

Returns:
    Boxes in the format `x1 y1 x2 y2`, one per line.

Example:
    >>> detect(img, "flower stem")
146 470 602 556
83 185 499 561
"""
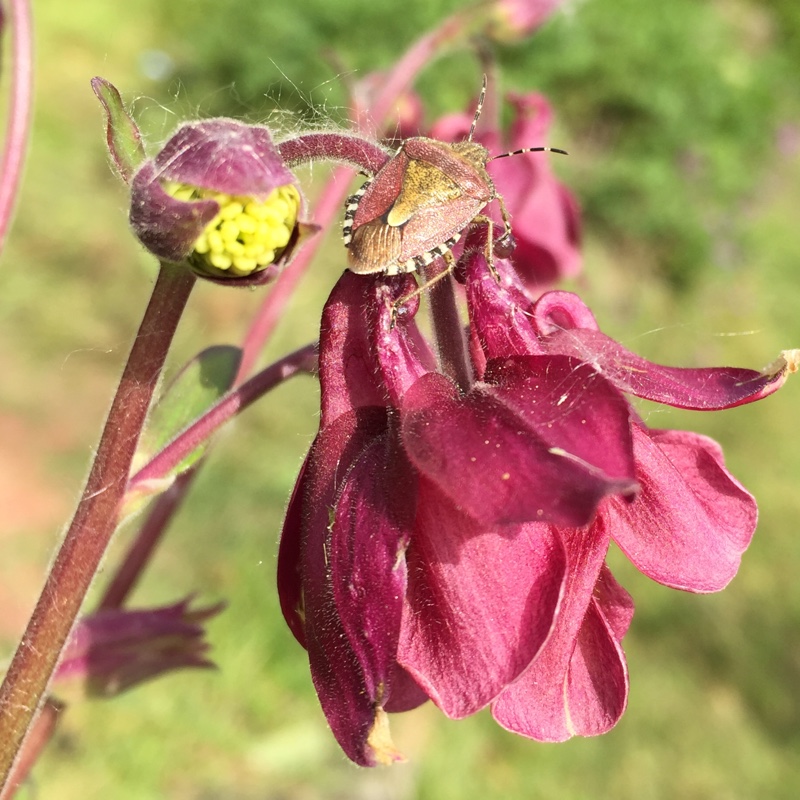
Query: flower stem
0 0 34 257
0 263 195 790
424 263 472 391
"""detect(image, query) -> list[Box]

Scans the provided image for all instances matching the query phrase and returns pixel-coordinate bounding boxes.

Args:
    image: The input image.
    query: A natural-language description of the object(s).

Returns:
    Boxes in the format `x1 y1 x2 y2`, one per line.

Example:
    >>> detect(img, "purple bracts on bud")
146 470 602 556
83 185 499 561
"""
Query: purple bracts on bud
55 597 224 697
130 119 304 282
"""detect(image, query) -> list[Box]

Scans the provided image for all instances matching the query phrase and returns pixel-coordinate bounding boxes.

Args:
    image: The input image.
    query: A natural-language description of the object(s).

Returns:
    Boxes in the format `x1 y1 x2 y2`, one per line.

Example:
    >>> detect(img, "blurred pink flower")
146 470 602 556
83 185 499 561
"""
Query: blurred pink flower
430 92 581 289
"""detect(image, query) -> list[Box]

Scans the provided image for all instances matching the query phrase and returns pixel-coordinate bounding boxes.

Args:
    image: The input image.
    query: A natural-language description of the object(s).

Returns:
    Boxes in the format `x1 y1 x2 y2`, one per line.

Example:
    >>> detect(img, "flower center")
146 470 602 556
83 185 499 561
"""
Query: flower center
164 182 300 277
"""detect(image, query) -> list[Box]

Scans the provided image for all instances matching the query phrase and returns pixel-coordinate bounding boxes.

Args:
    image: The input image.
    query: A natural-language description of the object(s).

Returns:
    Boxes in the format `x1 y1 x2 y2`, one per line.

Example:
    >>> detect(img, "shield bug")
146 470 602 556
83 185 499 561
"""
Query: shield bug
342 77 566 292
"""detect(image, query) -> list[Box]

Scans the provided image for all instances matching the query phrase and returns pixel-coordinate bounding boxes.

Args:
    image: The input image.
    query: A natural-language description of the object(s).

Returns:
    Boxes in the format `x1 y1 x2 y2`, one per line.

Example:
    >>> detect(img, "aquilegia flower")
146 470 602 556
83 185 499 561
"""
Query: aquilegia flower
276 252 793 765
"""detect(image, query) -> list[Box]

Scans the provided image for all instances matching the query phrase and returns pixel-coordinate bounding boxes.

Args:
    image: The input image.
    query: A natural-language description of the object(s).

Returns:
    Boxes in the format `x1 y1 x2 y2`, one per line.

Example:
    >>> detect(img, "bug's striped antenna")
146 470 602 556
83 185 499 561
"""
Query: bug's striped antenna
491 146 569 160
468 75 489 142
469 76 567 157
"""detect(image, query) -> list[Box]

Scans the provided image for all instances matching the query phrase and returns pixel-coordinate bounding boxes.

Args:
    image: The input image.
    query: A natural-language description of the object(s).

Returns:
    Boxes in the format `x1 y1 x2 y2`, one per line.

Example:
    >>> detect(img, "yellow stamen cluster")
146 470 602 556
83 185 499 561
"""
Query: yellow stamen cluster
165 182 300 277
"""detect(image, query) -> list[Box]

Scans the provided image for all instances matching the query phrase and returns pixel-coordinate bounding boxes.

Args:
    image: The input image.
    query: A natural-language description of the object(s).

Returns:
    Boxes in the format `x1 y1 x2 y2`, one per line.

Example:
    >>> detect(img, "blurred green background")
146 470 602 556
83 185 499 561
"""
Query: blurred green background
1 0 800 797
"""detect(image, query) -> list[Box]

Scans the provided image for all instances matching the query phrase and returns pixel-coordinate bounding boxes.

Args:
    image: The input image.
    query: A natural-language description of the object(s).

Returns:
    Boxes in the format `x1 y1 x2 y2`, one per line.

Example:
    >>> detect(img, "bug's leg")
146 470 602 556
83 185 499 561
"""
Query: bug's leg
391 252 456 324
492 193 516 260
471 214 500 282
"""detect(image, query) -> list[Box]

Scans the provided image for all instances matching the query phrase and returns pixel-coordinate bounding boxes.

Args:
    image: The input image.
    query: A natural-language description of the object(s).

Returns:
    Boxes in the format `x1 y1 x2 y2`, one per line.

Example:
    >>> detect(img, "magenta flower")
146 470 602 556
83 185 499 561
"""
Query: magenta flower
130 119 310 284
485 0 566 42
276 257 793 765
466 256 793 738
430 92 581 288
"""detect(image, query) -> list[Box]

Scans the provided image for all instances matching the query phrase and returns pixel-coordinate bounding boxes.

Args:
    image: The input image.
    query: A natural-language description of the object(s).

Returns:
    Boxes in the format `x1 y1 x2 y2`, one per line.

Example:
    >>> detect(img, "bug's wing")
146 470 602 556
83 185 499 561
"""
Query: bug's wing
348 219 404 274
396 196 484 264
352 151 412 228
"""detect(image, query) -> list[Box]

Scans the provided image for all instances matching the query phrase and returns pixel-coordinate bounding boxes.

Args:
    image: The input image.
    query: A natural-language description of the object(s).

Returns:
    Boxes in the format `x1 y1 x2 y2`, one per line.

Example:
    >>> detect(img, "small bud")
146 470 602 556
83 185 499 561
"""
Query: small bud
55 597 225 697
130 119 305 284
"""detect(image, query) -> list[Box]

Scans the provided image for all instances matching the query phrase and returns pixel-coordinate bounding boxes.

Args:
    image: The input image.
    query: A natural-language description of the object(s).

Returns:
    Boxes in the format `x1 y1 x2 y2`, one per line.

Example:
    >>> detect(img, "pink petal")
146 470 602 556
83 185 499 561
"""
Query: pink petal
608 425 757 592
401 360 637 528
541 327 790 410
492 524 631 740
398 478 566 718
330 434 416 704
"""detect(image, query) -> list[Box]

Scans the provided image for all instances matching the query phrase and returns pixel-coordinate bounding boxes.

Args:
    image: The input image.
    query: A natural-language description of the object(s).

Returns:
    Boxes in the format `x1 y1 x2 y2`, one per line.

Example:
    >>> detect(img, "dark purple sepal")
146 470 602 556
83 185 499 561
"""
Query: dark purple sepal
492 523 632 741
153 119 295 199
130 161 219 263
398 479 566 718
400 356 637 528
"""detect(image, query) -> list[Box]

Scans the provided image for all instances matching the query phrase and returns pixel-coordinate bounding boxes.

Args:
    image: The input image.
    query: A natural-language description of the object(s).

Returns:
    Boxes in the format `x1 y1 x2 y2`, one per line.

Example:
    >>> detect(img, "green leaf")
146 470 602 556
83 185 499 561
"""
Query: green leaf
91 76 147 184
137 345 243 477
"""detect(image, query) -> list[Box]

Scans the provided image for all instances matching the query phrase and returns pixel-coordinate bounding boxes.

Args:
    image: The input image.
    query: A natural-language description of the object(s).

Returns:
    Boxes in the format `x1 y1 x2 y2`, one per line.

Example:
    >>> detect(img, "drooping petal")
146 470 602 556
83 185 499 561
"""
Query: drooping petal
608 425 757 592
401 358 637 528
398 478 566 718
492 523 631 740
330 430 416 706
539 324 793 410
299 410 406 766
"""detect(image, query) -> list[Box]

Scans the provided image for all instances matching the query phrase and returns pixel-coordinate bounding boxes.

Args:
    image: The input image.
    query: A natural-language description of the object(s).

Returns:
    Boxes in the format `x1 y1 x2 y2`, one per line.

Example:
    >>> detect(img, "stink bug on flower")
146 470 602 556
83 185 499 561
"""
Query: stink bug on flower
342 77 566 293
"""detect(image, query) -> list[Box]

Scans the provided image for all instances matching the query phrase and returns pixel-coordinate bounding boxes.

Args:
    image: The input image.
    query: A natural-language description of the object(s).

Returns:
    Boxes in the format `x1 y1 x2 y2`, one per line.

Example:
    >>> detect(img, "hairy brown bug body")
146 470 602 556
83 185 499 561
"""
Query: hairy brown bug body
342 78 566 285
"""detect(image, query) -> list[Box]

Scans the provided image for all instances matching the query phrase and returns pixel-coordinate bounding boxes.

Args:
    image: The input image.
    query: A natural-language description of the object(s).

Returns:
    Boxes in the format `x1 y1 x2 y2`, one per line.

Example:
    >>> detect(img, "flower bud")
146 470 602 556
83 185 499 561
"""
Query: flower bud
55 597 225 697
130 119 304 283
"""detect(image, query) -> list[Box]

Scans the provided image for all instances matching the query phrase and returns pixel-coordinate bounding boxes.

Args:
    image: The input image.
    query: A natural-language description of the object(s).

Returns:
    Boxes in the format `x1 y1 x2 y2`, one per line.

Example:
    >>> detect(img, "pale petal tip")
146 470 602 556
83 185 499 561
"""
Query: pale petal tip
778 349 800 375
367 707 406 766
761 349 800 382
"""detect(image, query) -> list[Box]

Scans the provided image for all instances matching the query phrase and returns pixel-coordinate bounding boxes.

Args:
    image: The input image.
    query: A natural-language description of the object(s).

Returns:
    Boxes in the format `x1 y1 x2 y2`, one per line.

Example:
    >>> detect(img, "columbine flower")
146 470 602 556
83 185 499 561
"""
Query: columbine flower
465 255 795 738
130 119 307 284
484 0 566 43
54 597 224 697
278 269 647 765
277 258 794 766
430 92 581 288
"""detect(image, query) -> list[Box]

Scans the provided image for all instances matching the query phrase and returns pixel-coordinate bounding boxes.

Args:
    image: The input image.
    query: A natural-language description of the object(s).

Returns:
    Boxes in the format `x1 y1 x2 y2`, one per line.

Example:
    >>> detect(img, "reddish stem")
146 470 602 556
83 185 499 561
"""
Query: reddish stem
0 0 34 256
96 470 197 610
0 699 63 800
0 264 195 789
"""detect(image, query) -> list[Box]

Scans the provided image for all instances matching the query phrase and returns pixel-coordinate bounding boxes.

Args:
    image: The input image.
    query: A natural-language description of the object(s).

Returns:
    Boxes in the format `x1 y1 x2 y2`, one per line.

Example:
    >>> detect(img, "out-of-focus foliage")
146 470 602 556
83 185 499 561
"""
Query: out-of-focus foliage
161 0 797 287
